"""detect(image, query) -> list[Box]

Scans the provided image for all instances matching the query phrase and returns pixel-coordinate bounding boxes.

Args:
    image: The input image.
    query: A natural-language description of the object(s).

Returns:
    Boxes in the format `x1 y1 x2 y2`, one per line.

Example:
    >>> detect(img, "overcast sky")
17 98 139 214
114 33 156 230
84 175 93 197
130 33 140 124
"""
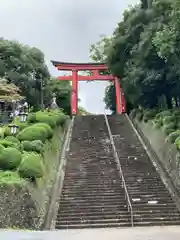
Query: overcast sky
0 0 138 113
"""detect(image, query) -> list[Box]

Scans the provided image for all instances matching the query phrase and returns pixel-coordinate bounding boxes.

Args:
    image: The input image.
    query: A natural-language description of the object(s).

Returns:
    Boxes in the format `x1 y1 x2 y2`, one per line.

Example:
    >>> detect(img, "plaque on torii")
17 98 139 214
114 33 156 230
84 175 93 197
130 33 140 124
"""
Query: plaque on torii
51 61 126 115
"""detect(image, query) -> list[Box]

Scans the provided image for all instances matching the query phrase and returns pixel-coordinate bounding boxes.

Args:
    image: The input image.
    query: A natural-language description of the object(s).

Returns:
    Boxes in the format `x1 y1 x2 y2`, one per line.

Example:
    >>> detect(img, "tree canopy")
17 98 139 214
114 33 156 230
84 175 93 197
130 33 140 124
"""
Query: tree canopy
90 0 180 112
0 38 71 114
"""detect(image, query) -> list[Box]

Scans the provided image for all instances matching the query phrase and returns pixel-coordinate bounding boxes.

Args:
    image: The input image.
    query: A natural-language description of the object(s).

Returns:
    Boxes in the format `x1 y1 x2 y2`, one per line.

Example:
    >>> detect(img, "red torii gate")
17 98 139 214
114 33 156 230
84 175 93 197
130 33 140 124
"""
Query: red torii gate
51 61 126 115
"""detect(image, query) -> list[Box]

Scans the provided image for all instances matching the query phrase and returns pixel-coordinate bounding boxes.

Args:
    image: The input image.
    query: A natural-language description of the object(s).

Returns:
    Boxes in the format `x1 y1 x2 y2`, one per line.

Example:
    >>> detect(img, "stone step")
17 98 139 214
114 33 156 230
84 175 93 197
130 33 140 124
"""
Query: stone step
59 200 127 207
57 211 180 221
57 215 180 226
61 195 124 200
55 115 180 229
63 179 162 185
59 204 128 212
57 212 130 221
62 189 122 194
62 185 122 190
134 220 180 226
55 222 131 229
57 217 130 225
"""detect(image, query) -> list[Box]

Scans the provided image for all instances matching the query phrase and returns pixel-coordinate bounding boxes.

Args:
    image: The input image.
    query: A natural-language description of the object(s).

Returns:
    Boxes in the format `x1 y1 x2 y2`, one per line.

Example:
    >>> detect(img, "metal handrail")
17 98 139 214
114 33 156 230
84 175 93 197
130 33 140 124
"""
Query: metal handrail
104 112 134 227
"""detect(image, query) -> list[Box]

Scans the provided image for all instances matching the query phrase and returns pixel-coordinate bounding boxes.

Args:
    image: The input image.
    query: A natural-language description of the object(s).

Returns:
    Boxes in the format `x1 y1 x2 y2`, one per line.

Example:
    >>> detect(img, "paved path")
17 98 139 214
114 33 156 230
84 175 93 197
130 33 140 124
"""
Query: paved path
1 226 180 239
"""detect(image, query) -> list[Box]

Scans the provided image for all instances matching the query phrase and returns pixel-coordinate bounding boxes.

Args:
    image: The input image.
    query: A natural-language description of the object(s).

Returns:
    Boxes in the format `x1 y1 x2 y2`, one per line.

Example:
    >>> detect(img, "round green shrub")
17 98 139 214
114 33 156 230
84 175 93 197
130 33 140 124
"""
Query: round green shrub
21 141 33 152
0 147 22 170
0 140 21 151
13 117 29 131
167 131 180 143
33 123 53 139
48 111 67 126
143 109 157 121
17 122 29 131
0 127 5 138
0 171 26 186
17 126 47 142
35 111 56 128
175 137 180 150
0 144 5 153
162 123 176 136
27 113 36 123
163 116 176 125
0 140 16 148
160 110 172 117
31 140 44 154
4 136 20 144
173 109 180 117
21 140 44 154
4 126 12 137
153 121 162 129
18 152 45 179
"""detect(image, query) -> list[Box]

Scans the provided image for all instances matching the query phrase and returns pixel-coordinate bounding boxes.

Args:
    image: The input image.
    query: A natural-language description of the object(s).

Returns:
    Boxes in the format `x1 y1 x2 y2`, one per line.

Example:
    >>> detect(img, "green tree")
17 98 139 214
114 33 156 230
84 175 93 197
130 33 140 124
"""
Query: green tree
90 0 178 111
0 38 50 109
44 77 71 115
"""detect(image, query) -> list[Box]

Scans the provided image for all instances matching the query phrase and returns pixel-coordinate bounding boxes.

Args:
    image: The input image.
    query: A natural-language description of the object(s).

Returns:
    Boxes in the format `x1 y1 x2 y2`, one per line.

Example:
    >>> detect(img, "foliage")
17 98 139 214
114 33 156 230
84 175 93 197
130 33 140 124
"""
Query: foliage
0 147 22 170
0 38 71 112
175 137 180 150
0 38 50 109
78 106 91 115
0 78 24 101
4 136 20 144
44 77 71 115
132 108 180 149
18 152 44 179
21 140 44 154
17 110 66 142
17 126 47 142
167 131 180 143
0 171 26 186
32 123 53 139
90 0 180 112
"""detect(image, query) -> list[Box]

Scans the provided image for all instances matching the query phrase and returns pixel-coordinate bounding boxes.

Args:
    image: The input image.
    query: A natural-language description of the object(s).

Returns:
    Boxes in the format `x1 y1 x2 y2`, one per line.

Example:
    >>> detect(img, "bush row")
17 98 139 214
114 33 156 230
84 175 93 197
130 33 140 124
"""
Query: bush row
0 109 67 184
130 108 180 151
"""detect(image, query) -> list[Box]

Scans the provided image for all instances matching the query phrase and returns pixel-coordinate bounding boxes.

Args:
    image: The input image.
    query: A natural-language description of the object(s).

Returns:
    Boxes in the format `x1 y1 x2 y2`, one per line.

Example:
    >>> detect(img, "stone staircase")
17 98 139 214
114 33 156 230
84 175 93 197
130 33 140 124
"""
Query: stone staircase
108 114 180 226
55 115 131 229
55 114 180 229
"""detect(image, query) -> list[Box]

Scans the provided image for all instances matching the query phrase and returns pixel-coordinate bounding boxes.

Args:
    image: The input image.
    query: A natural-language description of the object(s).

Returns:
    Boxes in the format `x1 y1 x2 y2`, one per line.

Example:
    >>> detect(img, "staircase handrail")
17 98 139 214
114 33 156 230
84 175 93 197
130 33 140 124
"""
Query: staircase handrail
104 112 134 227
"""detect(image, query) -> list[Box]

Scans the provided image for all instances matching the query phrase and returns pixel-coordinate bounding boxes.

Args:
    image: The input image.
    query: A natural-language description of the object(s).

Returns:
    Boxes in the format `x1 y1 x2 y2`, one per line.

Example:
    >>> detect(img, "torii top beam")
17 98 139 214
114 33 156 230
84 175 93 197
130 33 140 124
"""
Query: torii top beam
51 61 108 71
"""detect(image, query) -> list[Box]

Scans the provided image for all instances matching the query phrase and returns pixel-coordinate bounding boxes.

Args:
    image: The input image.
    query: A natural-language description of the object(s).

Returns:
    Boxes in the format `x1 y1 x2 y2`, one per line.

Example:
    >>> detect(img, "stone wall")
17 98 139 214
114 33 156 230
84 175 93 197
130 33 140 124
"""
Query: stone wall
134 120 180 194
0 185 37 229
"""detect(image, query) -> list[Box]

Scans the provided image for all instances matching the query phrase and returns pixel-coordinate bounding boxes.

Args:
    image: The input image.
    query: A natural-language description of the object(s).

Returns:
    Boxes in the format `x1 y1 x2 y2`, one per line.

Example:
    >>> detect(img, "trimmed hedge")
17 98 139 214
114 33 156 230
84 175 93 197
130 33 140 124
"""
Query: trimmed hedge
32 123 53 139
4 136 20 144
21 140 44 154
0 147 22 170
18 152 45 179
35 111 57 128
167 131 180 143
0 109 67 183
132 107 180 151
17 126 47 142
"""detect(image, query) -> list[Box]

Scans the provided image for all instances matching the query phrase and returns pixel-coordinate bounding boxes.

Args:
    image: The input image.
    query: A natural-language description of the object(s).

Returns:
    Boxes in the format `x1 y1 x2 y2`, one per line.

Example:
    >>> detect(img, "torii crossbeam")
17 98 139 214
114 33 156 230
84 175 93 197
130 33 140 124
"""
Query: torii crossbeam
51 61 126 115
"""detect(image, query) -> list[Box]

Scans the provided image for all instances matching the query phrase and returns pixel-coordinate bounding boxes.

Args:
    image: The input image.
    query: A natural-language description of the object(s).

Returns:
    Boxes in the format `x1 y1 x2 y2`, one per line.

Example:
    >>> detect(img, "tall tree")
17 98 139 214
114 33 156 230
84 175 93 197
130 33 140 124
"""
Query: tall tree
90 0 177 111
0 38 50 109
